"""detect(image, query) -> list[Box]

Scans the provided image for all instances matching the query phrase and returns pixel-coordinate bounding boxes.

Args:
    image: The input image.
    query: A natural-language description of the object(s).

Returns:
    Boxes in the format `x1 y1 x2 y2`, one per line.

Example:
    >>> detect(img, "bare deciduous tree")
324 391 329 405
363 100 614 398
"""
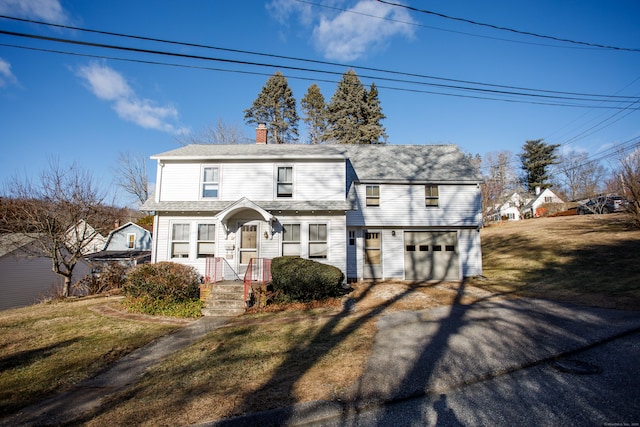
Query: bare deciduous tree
610 148 640 227
481 150 518 221
114 152 149 205
1 161 106 297
555 151 605 201
175 118 249 145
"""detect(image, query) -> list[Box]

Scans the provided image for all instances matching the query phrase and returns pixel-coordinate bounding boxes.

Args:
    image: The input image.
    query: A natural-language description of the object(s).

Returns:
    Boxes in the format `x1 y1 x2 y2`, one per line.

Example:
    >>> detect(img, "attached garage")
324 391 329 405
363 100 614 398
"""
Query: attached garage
404 231 459 281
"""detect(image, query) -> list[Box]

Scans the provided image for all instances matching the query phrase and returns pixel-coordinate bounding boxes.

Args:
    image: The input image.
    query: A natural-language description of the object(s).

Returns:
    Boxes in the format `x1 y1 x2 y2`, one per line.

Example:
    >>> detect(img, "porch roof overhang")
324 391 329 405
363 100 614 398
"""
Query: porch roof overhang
215 197 275 224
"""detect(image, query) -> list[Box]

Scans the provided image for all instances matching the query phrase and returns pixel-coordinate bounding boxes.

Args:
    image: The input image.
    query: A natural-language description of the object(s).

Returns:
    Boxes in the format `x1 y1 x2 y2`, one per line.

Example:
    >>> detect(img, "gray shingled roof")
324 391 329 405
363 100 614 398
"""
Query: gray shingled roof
140 198 351 213
151 144 481 182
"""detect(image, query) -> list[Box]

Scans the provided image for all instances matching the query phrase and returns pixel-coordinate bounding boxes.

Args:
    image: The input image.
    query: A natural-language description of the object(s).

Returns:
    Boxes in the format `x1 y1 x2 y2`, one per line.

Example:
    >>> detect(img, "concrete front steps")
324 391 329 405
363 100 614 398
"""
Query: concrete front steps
201 280 246 316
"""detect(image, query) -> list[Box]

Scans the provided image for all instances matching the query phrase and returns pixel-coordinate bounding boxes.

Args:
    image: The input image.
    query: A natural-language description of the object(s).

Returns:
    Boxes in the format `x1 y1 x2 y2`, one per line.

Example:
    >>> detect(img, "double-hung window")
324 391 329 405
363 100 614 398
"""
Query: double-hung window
277 166 293 198
202 166 219 199
282 223 301 256
425 185 439 207
366 185 380 207
309 224 327 259
197 224 215 258
171 223 190 258
127 233 135 249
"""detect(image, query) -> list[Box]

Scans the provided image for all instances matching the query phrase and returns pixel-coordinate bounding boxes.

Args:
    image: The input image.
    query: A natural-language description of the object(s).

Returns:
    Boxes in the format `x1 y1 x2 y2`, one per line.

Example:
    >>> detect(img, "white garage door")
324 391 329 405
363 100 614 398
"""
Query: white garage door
404 231 459 281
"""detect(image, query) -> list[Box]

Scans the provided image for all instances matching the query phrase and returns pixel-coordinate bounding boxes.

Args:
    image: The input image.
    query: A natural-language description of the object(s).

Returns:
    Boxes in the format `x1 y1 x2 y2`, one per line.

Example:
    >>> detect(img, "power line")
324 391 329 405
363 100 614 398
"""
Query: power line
1 14 637 102
1 28 639 110
376 0 640 53
294 0 599 51
6 41 635 111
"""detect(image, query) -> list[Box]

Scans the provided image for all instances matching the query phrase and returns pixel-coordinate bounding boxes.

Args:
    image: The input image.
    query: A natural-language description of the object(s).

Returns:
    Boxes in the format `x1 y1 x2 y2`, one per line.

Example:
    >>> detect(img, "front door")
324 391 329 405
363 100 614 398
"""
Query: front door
238 223 258 275
363 230 382 279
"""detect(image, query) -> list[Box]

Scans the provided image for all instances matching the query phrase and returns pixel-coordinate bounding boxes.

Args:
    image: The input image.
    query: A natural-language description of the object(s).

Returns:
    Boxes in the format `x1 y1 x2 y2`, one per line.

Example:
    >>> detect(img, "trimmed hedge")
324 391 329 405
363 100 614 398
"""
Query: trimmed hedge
124 262 200 302
270 256 344 303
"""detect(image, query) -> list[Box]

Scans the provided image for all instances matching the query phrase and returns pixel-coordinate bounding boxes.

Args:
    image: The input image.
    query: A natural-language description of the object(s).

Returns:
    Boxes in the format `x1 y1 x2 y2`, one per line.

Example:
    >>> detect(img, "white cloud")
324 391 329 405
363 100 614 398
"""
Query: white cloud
0 0 69 24
76 63 132 101
76 62 184 134
0 57 18 87
267 0 416 61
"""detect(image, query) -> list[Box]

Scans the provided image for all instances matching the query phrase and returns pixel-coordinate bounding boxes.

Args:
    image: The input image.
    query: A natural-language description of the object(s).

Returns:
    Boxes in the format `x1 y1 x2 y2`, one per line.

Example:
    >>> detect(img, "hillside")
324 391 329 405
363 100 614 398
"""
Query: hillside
476 214 640 310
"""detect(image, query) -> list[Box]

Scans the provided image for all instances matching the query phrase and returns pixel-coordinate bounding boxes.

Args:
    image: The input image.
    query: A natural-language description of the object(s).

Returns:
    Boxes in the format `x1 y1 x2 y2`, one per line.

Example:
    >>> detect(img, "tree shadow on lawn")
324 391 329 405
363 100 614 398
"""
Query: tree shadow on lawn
0 339 79 416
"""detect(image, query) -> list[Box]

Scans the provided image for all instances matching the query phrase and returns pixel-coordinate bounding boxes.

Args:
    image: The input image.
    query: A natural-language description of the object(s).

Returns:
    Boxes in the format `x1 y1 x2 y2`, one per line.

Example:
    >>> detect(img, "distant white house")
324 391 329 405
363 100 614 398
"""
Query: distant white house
494 192 530 221
522 188 565 218
66 219 106 255
490 188 565 222
0 234 91 311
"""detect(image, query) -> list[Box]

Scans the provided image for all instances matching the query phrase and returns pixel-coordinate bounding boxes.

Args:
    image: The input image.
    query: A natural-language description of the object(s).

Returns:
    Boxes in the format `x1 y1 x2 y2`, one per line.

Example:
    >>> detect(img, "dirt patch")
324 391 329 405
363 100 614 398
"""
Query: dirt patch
343 280 504 313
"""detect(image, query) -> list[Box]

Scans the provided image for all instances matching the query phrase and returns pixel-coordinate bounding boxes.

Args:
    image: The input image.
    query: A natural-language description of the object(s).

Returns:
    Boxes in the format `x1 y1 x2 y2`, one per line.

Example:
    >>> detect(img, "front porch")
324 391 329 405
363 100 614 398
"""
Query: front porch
200 257 271 316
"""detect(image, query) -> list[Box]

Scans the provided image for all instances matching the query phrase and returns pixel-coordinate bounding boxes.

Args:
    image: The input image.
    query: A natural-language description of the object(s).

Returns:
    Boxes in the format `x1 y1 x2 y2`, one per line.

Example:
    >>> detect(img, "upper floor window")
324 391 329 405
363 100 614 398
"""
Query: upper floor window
202 166 219 199
425 185 439 207
277 166 293 198
544 196 552 203
309 223 327 259
171 223 190 258
127 233 135 249
366 185 380 207
197 224 216 258
282 223 301 256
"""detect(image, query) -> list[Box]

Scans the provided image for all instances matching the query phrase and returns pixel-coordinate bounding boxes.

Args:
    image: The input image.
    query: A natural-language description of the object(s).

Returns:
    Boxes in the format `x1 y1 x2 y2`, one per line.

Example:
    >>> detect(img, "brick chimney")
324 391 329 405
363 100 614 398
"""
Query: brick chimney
256 123 267 144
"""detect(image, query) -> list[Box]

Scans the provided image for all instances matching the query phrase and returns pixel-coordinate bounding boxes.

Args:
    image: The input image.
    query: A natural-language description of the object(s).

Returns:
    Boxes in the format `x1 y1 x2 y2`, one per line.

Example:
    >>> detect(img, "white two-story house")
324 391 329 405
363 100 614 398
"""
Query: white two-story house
142 128 482 283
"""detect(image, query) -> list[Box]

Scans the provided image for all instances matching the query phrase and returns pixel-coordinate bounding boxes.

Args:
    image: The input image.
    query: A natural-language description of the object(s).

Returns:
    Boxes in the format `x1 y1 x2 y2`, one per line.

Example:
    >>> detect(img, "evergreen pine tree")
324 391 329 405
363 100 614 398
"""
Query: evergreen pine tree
326 70 369 144
300 84 328 144
519 139 560 192
244 71 298 144
364 82 387 144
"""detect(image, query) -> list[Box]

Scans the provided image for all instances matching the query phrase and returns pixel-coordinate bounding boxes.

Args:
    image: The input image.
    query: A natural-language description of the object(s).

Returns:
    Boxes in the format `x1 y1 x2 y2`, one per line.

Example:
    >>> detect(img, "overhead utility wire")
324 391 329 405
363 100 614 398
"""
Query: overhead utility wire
377 0 640 53
4 41 629 111
0 14 636 101
294 0 596 51
1 29 638 109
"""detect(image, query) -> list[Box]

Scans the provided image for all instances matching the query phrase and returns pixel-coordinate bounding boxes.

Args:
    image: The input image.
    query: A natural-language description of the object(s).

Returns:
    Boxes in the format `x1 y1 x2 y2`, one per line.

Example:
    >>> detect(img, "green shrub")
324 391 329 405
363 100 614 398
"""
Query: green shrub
124 262 200 303
121 295 203 318
270 257 344 303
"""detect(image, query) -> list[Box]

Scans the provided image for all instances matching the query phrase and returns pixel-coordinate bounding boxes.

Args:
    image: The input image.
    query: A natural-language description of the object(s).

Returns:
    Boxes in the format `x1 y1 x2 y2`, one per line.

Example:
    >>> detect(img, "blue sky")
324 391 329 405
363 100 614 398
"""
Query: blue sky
1 0 639 206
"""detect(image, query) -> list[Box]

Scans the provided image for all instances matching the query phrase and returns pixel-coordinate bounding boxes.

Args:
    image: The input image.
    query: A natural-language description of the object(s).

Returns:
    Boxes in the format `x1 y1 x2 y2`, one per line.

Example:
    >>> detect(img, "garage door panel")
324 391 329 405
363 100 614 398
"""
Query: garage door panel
405 231 459 281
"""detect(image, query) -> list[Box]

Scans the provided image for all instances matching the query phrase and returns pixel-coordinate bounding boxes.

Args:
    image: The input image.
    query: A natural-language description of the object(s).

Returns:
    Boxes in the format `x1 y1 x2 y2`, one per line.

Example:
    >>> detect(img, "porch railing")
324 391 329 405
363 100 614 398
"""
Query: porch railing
205 256 241 284
243 258 272 307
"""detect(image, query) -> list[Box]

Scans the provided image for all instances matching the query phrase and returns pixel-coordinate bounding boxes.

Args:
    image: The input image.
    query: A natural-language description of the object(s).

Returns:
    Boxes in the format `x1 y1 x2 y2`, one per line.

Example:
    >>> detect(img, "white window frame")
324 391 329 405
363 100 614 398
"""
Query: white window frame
201 165 220 199
281 223 301 256
276 165 294 198
127 233 136 249
196 223 216 258
425 184 439 207
366 185 380 207
171 223 191 259
308 223 328 259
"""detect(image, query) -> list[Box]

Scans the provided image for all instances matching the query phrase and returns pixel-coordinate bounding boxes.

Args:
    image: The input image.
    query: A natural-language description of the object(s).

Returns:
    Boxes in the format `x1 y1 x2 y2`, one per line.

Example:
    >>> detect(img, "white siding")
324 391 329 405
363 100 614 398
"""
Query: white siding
157 160 345 203
153 214 346 278
347 183 481 227
158 163 200 201
382 229 404 278
294 162 345 201
458 229 482 277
